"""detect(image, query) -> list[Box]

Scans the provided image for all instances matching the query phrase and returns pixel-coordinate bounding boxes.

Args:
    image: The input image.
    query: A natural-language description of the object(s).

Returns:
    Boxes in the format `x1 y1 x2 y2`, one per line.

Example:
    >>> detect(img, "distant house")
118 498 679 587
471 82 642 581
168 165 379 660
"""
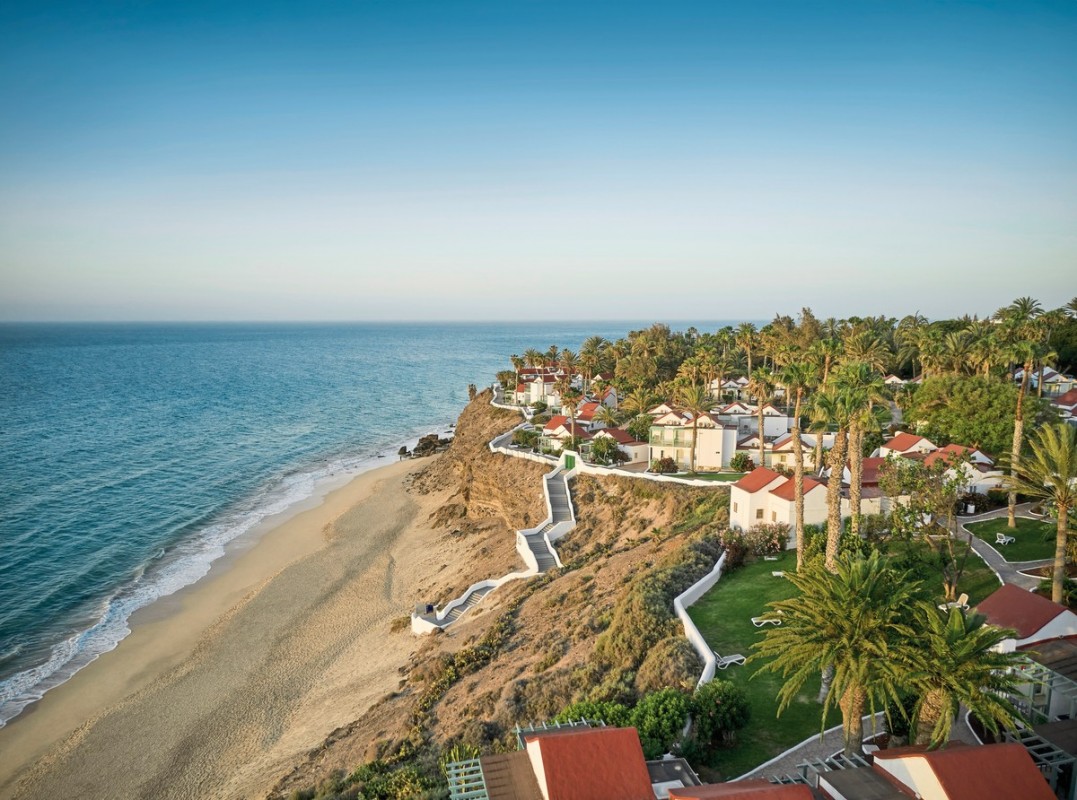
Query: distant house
976 583 1077 651
883 373 906 386
769 432 834 472
877 432 938 459
1016 366 1077 398
922 444 1004 494
1051 387 1077 422
540 416 592 452
589 427 648 465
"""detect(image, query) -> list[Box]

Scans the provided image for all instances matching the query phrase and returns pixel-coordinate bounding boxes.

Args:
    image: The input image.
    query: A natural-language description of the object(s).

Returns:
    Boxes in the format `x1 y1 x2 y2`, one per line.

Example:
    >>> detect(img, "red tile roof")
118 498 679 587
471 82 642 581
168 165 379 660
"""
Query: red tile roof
975 583 1067 639
732 467 784 494
524 727 654 800
576 402 600 420
923 444 991 468
669 781 813 799
769 476 825 501
883 432 929 453
877 742 1055 800
595 428 642 445
1053 387 1077 406
543 415 569 432
859 457 888 485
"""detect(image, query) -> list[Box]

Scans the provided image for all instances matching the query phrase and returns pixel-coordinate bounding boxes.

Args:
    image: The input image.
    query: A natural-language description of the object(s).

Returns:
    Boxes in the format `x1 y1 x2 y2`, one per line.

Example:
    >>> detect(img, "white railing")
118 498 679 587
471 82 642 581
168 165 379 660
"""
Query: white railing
673 551 729 688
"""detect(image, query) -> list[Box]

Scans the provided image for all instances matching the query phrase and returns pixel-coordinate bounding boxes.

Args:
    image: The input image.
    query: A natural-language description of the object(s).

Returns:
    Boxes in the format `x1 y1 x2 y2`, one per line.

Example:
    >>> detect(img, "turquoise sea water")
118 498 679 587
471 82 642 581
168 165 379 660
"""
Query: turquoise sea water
0 320 734 726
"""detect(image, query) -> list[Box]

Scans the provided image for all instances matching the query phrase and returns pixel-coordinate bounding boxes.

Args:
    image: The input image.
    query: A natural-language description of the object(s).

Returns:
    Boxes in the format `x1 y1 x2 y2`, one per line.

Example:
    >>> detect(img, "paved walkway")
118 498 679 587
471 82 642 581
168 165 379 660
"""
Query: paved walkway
959 502 1052 591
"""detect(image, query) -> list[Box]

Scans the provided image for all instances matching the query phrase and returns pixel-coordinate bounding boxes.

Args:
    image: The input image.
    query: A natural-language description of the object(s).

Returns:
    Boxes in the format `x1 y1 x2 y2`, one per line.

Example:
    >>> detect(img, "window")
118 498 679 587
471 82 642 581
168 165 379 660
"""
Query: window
733 502 738 512
756 508 764 520
771 511 777 522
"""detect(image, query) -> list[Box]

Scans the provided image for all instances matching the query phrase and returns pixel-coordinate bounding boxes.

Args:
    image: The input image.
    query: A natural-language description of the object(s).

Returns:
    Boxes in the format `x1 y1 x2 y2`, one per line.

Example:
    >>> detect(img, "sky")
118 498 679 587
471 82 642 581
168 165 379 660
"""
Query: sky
1 0 1075 322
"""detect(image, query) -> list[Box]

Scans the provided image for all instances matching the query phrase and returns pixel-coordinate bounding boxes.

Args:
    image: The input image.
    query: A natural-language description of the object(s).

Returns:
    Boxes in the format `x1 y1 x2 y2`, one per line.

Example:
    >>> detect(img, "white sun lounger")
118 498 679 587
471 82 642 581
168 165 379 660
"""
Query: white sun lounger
996 533 1015 545
772 571 785 578
713 651 747 669
752 616 781 627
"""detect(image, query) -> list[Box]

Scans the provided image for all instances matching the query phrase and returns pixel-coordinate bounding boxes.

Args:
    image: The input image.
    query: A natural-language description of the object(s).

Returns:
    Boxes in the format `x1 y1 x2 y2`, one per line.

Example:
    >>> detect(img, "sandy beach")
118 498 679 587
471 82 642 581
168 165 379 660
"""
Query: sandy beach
0 456 439 800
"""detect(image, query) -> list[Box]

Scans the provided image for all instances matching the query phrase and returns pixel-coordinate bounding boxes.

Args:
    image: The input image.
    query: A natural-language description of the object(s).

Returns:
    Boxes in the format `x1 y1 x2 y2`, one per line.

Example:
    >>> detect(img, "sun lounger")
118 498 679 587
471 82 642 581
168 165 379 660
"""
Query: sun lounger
713 651 747 669
764 555 779 561
772 571 785 578
752 616 781 627
996 533 1015 545
937 592 970 611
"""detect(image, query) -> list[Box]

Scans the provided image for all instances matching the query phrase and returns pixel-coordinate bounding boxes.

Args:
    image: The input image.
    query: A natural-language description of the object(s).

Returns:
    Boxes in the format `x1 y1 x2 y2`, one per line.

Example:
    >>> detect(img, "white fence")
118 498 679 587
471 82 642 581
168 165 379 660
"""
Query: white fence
673 551 729 688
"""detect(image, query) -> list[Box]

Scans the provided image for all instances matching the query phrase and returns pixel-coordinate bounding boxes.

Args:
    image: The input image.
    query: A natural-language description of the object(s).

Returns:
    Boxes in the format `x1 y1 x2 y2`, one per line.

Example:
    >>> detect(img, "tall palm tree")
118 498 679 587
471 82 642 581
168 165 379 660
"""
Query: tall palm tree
735 322 758 378
1004 338 1037 529
620 387 656 417
908 607 1024 748
834 362 887 537
841 331 891 375
1006 423 1077 604
675 383 712 474
561 387 583 448
781 361 819 570
593 404 621 429
753 552 921 757
746 368 776 468
811 387 853 572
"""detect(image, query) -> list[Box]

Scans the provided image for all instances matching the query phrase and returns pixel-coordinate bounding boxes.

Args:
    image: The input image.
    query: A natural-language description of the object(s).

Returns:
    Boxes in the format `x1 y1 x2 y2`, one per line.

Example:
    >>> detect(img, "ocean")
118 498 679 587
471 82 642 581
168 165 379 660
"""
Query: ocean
0 320 735 727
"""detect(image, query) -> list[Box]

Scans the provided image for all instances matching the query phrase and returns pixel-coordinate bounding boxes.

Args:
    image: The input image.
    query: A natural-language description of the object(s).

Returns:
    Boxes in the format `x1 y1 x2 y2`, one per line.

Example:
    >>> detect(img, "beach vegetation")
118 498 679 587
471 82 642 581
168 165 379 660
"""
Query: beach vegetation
690 679 751 750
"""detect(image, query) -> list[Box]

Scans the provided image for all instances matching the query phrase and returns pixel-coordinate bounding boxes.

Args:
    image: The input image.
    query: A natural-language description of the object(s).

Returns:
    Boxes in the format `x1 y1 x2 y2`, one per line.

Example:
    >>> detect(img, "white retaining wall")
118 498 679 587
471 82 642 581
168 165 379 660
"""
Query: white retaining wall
673 551 729 688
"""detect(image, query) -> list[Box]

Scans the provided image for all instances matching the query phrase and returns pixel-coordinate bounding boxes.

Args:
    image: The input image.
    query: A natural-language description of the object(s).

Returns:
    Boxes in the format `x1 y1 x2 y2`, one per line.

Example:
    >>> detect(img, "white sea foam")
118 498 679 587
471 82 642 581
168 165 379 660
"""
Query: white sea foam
0 422 454 728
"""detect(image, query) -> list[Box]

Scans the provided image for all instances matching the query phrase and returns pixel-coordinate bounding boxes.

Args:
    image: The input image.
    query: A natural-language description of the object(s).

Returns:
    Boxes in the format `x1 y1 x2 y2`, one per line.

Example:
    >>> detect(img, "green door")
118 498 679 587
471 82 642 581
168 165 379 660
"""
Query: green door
565 454 575 470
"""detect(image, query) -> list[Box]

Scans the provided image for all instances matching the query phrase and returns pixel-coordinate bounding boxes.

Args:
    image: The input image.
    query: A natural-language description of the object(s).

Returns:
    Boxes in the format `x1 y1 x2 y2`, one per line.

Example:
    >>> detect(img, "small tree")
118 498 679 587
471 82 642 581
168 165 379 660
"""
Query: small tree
651 457 678 474
691 679 750 749
631 687 691 759
590 436 630 465
730 452 754 472
627 414 653 442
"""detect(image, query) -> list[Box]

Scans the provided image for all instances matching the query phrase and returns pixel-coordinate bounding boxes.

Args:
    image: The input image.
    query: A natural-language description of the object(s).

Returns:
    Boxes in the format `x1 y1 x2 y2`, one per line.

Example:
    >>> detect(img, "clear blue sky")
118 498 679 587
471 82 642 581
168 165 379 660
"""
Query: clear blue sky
1 1 1075 321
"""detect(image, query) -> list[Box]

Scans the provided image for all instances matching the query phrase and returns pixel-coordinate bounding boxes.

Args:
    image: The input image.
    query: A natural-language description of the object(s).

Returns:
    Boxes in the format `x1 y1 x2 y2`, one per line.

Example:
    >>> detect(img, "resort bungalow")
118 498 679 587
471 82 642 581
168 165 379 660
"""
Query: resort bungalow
729 468 827 535
540 416 592 452
819 742 1055 800
589 428 648 465
976 583 1077 652
649 412 735 472
922 444 1004 494
1016 366 1077 398
883 373 906 386
1051 388 1077 423
876 432 938 459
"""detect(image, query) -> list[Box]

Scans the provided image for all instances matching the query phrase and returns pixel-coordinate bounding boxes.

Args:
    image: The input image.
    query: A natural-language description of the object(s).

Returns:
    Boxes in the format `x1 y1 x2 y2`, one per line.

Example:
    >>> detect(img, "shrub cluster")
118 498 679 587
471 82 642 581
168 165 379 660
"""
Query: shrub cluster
743 523 788 556
651 457 678 474
729 452 755 472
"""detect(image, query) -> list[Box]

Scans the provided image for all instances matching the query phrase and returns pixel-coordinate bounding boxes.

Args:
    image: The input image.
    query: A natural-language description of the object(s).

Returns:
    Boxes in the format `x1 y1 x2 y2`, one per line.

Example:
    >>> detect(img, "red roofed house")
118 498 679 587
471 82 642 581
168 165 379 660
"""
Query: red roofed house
867 742 1055 800
1052 387 1077 422
540 416 592 453
877 432 938 458
589 427 649 465
669 781 812 799
524 727 655 800
731 467 827 537
575 401 603 429
922 444 1004 494
976 583 1077 650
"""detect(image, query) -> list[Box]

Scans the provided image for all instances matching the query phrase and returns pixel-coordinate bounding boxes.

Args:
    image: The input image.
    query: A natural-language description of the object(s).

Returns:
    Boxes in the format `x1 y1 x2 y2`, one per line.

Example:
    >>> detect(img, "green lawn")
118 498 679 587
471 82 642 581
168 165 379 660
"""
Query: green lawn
677 472 746 482
966 517 1056 562
687 541 1001 778
687 550 837 779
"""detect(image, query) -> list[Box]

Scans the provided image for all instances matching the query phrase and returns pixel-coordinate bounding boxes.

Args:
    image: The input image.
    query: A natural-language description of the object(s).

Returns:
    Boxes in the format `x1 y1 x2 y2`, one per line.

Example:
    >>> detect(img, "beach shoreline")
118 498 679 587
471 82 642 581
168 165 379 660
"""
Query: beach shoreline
0 455 438 800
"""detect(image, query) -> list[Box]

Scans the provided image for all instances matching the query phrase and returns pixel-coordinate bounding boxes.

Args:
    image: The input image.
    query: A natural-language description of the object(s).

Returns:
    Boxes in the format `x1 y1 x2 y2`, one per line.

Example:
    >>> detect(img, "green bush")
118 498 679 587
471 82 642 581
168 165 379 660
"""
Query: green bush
628 414 653 442
729 452 754 472
631 687 691 759
512 428 539 448
743 523 787 556
531 401 548 412
718 529 748 571
691 679 750 749
651 457 678 474
553 699 632 727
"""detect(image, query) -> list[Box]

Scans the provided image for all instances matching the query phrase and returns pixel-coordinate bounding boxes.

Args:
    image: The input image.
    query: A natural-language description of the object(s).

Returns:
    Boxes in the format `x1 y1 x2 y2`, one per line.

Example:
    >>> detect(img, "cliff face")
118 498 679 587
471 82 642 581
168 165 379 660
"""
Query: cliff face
270 398 730 799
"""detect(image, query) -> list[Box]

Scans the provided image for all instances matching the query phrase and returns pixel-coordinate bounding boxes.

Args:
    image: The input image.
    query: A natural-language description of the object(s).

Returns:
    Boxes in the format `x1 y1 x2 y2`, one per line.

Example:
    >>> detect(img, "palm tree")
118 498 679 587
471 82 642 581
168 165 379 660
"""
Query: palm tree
735 322 758 378
781 361 819 570
561 387 583 448
620 387 656 417
593 404 621 429
908 607 1024 748
753 552 921 757
834 362 886 537
1004 338 1037 529
810 387 853 572
675 382 712 474
1006 423 1077 604
746 368 776 468
841 331 891 374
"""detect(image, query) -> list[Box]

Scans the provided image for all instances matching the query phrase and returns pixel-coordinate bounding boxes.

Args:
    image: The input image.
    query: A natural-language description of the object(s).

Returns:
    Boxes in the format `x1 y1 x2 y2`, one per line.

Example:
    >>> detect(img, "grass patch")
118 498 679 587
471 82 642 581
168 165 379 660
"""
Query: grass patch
687 550 837 779
677 472 746 482
966 517 1056 562
687 540 1001 777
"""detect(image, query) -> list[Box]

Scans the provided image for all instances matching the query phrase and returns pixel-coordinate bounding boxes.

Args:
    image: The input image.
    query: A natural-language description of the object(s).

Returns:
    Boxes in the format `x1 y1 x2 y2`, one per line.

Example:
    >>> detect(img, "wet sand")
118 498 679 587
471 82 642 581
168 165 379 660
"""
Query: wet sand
0 457 435 800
